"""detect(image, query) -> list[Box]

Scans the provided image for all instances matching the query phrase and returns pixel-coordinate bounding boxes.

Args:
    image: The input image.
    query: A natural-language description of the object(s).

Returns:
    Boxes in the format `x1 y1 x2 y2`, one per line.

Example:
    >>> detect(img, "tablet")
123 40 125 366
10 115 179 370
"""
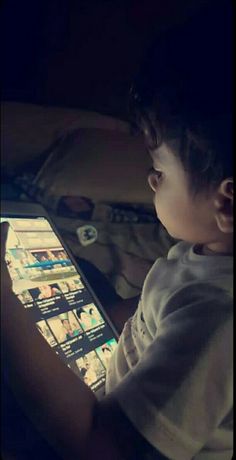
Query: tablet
1 201 119 400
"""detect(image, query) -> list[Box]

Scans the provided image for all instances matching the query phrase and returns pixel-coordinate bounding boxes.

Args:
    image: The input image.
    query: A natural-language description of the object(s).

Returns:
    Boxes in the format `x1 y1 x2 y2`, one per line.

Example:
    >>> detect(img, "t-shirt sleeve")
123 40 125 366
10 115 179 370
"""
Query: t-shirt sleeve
109 285 233 460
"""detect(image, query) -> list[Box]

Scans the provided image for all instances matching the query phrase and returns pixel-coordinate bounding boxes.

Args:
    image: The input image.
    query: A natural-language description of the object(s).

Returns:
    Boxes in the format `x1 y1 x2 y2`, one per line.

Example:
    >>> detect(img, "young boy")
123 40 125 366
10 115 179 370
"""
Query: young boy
1 3 233 460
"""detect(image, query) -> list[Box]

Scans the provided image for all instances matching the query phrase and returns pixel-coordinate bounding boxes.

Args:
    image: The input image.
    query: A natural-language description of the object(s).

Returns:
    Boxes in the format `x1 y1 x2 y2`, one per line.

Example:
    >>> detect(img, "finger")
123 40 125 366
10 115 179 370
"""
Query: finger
1 222 9 258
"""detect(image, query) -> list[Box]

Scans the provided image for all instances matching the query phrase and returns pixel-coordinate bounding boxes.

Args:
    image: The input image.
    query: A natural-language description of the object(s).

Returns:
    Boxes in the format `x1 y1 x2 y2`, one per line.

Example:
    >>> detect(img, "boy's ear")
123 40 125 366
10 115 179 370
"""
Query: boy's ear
214 178 234 233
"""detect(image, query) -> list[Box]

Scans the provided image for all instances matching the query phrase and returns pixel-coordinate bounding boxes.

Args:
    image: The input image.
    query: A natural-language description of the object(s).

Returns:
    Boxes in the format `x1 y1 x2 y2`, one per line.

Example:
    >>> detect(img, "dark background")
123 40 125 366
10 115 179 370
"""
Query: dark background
2 0 214 119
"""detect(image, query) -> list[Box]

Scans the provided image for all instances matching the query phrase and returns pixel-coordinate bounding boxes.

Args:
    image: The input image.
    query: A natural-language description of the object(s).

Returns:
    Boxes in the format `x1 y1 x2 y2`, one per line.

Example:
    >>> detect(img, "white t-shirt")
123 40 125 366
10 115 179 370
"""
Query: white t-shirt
105 242 233 460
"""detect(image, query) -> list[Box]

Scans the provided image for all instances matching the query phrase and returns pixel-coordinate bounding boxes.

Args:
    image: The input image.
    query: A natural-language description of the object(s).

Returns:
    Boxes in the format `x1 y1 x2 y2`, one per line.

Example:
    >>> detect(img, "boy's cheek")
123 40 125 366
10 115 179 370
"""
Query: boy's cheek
154 200 187 238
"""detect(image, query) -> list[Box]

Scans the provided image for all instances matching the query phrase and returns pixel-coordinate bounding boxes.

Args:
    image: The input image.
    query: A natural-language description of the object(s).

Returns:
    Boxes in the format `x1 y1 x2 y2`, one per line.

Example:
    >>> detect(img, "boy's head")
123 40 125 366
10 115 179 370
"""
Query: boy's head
129 2 233 253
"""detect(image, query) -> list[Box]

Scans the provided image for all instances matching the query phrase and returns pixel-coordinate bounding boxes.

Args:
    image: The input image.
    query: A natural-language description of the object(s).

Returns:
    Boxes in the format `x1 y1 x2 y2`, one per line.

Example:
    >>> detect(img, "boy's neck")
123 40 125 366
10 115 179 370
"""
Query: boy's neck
202 240 233 256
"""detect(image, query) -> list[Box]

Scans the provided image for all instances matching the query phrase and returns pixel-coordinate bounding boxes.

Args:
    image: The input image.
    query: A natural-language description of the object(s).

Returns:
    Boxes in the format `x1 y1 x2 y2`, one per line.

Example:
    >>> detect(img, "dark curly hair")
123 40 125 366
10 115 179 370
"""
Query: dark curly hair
129 1 232 195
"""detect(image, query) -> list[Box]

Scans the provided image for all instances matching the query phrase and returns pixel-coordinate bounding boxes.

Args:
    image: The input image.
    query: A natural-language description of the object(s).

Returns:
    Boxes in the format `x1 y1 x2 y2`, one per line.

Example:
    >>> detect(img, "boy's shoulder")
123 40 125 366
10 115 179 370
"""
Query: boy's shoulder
159 240 233 285
142 240 233 317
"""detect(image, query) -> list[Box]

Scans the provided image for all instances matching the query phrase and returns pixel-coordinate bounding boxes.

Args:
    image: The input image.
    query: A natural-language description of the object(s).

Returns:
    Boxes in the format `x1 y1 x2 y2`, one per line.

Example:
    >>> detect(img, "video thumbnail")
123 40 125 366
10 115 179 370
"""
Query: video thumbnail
36 320 57 347
58 277 84 293
75 350 105 387
74 304 105 332
17 289 34 305
30 283 62 300
46 311 83 344
96 338 117 369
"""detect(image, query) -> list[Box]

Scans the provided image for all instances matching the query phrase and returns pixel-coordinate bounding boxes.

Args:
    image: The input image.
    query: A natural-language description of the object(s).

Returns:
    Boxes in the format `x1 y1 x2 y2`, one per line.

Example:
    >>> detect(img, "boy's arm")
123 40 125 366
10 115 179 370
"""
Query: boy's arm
1 292 167 460
106 295 140 334
1 290 96 459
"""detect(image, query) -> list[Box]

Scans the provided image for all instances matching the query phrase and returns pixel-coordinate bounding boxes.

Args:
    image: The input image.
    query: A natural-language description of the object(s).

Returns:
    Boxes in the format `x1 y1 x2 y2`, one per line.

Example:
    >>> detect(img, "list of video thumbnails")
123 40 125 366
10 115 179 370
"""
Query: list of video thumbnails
1 216 118 391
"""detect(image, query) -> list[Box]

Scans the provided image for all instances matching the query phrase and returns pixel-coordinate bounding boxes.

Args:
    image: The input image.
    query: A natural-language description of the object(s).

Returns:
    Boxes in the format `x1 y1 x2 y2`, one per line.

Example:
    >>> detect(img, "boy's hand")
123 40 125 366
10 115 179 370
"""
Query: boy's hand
1 222 13 295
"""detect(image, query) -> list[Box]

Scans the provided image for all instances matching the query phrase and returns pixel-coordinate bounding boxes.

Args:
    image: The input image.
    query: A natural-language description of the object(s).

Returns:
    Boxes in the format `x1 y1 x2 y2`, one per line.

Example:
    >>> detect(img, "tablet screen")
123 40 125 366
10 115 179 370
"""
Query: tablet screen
1 215 118 395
